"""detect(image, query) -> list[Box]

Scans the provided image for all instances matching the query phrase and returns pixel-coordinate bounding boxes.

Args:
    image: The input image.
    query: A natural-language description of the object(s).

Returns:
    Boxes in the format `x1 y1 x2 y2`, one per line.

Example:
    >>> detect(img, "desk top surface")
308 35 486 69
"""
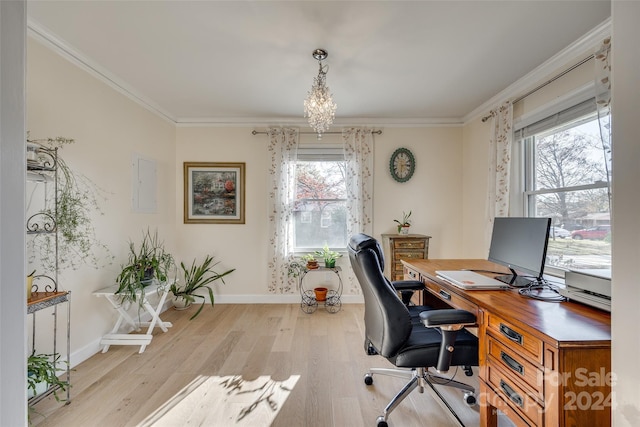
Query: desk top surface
404 259 611 346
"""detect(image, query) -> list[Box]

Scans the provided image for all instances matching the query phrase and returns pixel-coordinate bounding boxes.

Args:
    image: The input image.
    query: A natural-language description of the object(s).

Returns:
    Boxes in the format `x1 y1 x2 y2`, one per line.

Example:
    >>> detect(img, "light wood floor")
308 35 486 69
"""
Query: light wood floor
31 304 482 427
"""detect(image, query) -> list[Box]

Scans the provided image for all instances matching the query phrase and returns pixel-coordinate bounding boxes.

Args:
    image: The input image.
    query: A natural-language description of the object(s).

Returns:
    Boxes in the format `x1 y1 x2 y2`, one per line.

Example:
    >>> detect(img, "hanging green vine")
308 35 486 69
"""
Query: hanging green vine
27 134 114 271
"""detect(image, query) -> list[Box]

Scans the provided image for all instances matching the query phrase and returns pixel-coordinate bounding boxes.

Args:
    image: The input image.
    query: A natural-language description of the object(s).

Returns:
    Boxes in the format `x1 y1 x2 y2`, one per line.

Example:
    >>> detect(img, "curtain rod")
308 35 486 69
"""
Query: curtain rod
251 130 382 135
481 54 595 123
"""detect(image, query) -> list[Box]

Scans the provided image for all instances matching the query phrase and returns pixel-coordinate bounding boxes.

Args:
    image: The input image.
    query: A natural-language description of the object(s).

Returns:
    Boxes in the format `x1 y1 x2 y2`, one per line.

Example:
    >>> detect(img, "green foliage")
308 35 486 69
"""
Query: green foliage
301 253 316 262
27 352 68 402
287 260 306 278
393 211 412 232
115 229 175 305
27 134 113 271
314 243 342 264
169 255 235 320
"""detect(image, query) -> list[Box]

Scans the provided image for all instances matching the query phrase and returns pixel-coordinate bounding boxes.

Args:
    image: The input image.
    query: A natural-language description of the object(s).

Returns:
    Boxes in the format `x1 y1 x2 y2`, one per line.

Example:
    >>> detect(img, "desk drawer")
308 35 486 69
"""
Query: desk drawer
487 335 543 399
394 251 425 261
486 363 544 426
424 280 479 319
393 239 426 250
486 312 543 365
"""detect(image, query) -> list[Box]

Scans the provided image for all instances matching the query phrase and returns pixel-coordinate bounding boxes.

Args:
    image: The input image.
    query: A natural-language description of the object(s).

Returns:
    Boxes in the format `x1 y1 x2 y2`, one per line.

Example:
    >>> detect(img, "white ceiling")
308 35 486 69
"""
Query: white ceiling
27 1 610 125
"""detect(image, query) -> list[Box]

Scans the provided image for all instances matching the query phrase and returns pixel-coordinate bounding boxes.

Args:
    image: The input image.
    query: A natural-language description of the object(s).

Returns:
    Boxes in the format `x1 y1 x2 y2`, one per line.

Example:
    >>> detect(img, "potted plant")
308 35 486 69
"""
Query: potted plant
27 351 68 401
394 211 412 234
302 253 319 269
169 255 235 320
314 243 342 268
115 229 175 306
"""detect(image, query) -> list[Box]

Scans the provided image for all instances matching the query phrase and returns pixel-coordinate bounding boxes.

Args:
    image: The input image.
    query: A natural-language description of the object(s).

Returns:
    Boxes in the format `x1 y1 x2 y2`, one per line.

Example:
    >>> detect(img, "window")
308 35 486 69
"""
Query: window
293 148 347 252
516 98 611 273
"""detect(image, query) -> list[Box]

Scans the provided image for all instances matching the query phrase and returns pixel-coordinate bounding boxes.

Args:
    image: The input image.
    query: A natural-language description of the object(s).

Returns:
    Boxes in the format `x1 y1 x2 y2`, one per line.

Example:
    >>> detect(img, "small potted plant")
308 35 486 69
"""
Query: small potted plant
27 351 68 401
315 243 342 268
115 229 175 306
302 253 319 269
169 255 235 320
394 211 412 234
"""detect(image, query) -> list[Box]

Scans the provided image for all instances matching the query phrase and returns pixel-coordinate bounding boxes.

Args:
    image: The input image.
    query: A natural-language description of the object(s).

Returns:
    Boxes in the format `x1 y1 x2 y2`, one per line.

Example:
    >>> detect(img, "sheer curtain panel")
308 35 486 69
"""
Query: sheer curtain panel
342 127 374 293
485 102 513 246
595 37 612 212
267 127 299 293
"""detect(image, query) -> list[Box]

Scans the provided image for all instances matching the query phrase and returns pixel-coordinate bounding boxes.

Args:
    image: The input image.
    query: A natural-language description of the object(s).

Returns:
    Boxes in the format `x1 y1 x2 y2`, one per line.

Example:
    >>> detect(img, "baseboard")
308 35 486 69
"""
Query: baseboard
214 294 364 304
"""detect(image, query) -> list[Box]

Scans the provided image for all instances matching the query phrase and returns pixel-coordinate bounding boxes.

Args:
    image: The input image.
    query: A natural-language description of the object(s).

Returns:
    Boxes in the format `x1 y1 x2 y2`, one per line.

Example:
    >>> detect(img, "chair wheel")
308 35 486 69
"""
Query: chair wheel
463 365 473 376
364 373 374 385
463 391 477 406
376 416 388 427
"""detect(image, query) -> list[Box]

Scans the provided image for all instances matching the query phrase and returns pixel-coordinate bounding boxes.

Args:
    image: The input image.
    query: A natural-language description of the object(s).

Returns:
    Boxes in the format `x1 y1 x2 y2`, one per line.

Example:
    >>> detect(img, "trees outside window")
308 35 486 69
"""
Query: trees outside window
522 112 611 271
294 160 347 251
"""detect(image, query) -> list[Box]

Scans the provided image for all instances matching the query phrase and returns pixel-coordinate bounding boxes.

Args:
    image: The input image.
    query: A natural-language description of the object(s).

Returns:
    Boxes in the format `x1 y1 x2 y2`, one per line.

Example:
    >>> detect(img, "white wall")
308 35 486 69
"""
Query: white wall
611 2 640 425
27 38 177 364
174 125 464 301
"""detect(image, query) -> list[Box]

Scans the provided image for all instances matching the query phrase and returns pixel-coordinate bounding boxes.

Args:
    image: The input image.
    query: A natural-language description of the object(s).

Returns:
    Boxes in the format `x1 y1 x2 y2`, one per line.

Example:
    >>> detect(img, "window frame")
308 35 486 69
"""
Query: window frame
512 94 611 276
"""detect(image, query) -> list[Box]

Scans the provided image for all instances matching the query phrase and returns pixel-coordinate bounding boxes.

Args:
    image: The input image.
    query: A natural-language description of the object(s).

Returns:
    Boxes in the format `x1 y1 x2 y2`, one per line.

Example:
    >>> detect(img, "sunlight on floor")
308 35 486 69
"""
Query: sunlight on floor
137 374 300 426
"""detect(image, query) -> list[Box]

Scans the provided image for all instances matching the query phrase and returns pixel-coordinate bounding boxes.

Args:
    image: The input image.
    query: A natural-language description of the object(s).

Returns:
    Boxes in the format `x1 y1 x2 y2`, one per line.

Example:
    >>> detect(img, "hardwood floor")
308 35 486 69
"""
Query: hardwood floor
31 304 480 427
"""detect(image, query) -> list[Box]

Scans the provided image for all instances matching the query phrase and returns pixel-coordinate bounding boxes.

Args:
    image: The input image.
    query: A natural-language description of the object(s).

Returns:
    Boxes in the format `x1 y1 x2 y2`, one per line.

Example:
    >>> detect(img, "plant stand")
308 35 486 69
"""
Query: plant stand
297 266 343 314
93 281 174 353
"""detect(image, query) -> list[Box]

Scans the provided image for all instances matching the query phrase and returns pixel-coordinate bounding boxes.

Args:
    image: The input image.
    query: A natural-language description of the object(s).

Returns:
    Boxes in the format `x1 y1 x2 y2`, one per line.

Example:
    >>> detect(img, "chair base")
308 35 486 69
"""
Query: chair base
365 366 475 425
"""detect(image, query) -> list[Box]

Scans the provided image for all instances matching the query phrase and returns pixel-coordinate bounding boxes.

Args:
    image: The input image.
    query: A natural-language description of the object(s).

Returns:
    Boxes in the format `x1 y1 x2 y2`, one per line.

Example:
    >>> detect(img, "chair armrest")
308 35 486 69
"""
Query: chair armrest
420 309 477 373
391 280 424 291
420 309 476 328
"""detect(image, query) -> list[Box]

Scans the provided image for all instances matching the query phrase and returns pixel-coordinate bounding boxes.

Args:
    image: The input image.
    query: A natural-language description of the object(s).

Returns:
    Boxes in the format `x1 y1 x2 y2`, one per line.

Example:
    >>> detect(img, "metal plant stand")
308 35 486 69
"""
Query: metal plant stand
297 266 343 314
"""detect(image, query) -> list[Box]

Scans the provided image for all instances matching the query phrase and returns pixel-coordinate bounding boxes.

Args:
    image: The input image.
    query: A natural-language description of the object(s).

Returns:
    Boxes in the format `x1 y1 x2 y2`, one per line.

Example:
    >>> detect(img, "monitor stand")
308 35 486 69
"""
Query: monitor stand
494 268 538 288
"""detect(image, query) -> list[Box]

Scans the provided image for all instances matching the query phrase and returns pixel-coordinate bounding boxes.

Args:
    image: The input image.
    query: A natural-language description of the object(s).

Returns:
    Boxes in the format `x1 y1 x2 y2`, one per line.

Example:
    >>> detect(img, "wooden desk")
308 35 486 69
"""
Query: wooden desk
402 259 611 427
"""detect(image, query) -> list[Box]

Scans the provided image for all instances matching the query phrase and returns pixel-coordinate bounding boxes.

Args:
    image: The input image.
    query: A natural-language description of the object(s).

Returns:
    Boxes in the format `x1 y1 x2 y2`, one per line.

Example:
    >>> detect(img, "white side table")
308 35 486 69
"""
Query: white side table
93 281 174 353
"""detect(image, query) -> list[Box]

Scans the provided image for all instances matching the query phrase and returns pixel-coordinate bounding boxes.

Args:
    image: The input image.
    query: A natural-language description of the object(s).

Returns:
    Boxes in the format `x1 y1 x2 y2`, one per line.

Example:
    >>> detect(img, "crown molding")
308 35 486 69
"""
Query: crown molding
463 17 611 125
175 116 463 128
27 18 177 124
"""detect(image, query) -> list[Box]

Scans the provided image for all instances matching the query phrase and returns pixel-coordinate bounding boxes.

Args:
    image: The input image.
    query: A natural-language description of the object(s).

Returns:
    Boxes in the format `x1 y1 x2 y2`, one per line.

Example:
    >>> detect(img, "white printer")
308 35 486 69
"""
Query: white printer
559 269 611 312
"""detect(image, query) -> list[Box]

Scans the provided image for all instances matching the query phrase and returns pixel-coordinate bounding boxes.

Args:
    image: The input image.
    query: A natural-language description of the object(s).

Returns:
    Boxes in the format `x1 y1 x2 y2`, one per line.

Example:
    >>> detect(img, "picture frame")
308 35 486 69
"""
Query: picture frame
183 162 245 224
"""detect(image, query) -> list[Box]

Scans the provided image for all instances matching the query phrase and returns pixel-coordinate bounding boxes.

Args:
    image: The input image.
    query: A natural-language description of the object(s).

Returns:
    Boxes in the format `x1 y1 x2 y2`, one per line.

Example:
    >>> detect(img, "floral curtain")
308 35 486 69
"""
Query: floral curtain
342 127 374 293
485 102 513 246
595 37 612 213
266 127 299 293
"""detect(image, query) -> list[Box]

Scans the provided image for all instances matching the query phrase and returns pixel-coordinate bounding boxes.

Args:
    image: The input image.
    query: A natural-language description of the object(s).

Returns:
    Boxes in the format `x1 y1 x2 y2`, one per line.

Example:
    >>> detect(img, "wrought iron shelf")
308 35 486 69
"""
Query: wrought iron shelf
27 291 69 314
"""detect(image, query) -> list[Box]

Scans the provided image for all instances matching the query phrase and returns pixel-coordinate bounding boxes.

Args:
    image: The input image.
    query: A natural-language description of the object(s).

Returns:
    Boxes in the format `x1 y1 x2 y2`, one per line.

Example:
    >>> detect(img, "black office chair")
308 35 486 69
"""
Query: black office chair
348 234 479 427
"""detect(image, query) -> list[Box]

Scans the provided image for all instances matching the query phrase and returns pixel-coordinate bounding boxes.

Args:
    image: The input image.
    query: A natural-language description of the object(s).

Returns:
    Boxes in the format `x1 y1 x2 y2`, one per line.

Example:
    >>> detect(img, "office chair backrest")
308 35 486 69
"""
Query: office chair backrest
348 234 412 358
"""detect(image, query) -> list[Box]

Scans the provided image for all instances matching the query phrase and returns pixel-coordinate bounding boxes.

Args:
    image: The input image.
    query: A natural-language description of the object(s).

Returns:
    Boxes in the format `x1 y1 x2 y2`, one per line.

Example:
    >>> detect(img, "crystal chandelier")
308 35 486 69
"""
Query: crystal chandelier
304 49 337 139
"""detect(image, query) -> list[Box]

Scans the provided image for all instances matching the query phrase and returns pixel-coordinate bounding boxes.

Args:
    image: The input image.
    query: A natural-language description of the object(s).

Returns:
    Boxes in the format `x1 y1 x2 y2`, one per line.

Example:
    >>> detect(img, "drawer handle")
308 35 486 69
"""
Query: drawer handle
500 380 524 408
500 351 524 375
407 270 417 279
439 290 451 300
499 323 523 345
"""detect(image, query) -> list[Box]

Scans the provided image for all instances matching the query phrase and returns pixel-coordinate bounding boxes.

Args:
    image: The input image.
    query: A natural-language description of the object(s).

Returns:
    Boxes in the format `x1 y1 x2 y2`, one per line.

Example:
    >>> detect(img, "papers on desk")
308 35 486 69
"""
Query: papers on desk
436 270 509 290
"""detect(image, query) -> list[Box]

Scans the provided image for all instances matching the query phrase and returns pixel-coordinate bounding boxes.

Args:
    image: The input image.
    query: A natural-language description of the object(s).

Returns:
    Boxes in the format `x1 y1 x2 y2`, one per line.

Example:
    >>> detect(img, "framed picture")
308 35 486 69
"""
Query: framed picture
183 162 245 224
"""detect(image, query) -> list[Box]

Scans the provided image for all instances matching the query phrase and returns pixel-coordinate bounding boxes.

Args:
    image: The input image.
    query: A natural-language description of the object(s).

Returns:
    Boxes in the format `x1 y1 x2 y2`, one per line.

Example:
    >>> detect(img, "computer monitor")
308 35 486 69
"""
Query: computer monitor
488 217 551 287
